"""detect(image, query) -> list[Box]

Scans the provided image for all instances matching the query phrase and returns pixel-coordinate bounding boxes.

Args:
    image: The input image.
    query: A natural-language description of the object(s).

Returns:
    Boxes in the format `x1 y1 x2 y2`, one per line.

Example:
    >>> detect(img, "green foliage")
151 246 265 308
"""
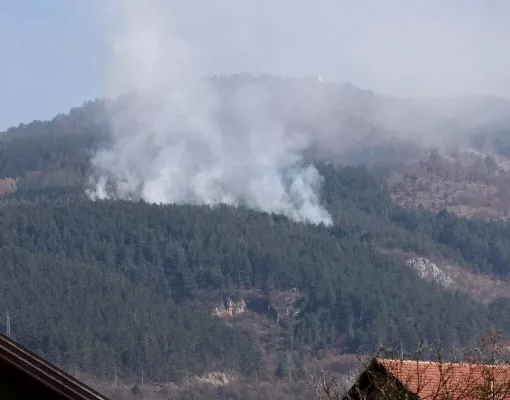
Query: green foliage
0 246 259 381
2 101 510 383
0 197 492 368
391 207 510 276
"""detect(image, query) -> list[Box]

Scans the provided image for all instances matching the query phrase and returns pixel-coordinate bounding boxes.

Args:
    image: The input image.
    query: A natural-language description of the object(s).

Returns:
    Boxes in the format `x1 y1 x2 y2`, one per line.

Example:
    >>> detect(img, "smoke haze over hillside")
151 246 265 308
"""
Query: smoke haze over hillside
2 1 510 131
86 0 510 224
95 0 510 99
88 0 332 225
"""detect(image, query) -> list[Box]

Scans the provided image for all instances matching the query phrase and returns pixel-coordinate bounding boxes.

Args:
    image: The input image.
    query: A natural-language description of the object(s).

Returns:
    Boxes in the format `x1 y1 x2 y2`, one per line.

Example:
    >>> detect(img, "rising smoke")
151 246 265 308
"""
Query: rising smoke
88 0 332 225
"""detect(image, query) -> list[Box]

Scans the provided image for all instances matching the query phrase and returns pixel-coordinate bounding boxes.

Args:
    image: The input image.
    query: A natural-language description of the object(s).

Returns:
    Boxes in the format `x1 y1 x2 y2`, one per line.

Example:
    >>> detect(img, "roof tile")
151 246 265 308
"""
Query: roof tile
377 358 510 399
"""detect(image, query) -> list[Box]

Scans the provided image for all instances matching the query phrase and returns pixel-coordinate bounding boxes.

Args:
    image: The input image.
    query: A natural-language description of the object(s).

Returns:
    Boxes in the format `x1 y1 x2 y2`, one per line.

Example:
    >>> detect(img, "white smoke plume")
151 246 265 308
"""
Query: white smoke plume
88 0 332 225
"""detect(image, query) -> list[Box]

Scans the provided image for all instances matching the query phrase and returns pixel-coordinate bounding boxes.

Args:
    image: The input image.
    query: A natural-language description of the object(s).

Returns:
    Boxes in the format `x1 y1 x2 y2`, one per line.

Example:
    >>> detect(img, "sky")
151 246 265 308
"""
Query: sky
1 0 510 131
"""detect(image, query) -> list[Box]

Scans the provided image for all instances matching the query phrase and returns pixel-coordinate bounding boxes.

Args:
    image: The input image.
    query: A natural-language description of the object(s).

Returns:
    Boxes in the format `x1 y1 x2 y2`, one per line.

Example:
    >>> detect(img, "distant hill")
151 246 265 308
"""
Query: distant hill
2 75 510 398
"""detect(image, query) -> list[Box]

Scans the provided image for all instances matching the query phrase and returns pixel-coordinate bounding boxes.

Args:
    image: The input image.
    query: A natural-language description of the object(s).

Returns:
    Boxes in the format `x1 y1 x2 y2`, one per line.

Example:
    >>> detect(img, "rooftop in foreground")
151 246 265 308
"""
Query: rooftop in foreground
0 333 108 400
344 357 510 400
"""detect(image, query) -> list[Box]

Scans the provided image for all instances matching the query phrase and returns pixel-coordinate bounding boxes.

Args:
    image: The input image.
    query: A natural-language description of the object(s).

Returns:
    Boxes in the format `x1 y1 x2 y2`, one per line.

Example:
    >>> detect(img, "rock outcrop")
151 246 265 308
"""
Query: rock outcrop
213 295 246 317
406 257 454 288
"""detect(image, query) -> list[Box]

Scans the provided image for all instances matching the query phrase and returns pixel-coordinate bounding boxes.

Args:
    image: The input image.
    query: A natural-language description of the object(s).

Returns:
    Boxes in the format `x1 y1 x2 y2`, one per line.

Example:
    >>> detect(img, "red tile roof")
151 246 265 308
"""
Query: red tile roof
377 358 510 399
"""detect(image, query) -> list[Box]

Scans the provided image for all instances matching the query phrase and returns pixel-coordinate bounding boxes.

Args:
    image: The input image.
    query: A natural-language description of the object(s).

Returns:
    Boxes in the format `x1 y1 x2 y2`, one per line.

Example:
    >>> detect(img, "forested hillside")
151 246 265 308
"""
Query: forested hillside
0 197 491 368
2 77 510 390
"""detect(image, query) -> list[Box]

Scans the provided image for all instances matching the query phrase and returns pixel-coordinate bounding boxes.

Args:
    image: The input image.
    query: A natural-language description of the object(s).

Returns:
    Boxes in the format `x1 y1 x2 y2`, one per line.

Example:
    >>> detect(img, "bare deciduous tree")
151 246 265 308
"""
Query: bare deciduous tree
313 327 510 400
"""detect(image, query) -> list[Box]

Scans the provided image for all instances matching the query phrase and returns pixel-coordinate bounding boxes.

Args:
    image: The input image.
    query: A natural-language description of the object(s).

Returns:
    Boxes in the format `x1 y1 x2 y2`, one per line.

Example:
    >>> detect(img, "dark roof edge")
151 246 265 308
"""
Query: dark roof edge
0 333 108 400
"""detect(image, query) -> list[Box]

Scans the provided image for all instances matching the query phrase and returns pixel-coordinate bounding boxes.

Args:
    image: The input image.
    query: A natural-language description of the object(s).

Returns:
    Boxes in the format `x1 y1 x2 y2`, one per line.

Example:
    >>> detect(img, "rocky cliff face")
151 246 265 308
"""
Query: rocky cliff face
213 295 247 317
406 257 454 288
402 254 510 303
270 290 302 324
212 289 303 325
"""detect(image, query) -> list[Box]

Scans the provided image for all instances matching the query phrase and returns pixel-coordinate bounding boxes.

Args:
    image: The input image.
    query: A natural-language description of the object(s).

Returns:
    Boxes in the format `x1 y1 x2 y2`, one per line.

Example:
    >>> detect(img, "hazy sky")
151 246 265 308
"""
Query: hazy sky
1 0 510 130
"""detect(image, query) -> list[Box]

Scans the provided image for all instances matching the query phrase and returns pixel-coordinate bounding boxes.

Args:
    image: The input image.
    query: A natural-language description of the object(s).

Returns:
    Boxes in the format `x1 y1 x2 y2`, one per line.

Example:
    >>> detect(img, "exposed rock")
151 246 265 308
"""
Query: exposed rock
406 257 454 288
194 372 233 387
273 289 302 322
213 295 246 317
396 252 510 303
243 289 302 325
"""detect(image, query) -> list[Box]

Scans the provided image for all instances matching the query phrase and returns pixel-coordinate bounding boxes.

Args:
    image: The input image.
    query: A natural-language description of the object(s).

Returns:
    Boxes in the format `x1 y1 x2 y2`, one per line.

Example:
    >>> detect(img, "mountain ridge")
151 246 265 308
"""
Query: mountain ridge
2 75 510 399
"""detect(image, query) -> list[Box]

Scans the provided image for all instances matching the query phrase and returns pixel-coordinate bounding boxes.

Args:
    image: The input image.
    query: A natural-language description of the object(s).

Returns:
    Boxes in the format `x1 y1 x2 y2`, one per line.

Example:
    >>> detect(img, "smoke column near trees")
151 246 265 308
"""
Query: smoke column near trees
87 0 332 225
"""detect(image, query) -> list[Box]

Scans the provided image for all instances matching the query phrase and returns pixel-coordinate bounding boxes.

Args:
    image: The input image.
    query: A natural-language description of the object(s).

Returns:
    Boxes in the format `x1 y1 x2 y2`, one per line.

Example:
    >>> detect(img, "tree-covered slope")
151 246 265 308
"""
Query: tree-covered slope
0 197 493 377
2 78 510 384
0 245 259 381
